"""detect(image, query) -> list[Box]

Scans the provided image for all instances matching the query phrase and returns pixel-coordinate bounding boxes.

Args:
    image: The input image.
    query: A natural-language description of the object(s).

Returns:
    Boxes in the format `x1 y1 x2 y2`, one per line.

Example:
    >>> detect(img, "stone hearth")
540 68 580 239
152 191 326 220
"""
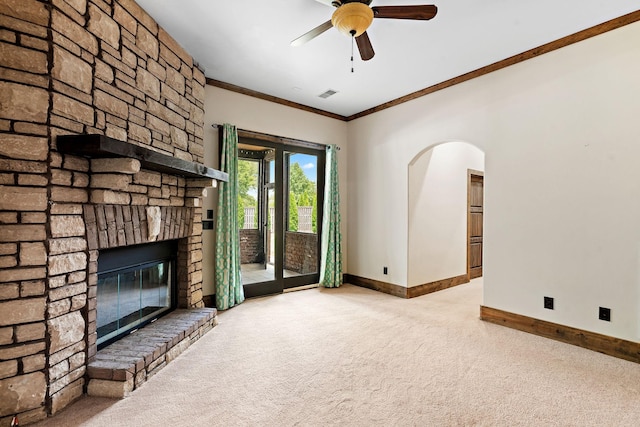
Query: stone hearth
87 308 217 398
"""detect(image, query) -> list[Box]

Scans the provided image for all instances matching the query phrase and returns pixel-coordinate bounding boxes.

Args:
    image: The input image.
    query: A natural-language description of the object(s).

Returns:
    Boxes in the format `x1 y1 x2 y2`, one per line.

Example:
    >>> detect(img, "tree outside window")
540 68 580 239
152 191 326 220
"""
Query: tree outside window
288 161 317 233
238 159 258 229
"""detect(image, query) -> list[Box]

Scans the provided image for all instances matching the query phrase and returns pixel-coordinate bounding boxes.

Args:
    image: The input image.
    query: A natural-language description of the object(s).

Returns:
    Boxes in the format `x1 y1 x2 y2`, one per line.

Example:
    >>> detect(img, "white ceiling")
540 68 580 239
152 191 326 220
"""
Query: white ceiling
135 0 637 118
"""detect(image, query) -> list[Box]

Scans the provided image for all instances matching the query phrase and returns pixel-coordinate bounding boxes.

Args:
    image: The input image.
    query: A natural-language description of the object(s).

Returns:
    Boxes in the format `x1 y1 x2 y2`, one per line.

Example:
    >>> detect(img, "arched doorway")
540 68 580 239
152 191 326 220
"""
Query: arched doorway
407 141 485 293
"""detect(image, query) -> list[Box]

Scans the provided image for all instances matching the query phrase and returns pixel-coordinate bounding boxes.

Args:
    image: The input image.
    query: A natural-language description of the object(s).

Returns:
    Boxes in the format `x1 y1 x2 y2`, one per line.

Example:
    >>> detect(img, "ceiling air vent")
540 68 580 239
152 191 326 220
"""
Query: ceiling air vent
318 89 338 99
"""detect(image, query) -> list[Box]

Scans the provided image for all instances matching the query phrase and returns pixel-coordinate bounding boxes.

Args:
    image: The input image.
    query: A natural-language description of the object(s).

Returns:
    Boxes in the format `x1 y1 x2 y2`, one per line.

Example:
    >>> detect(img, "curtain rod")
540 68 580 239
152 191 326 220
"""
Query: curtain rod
211 123 340 150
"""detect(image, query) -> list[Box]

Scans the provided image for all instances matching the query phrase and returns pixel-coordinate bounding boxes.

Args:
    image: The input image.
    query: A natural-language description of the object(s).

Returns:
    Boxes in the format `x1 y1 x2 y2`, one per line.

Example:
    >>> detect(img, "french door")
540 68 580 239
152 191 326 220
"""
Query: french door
237 137 325 298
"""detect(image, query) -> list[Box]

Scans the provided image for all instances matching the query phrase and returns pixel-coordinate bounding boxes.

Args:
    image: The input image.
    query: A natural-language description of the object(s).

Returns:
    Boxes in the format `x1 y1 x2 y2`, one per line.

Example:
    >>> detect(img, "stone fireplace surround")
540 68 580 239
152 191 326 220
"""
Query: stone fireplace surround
0 0 224 424
61 133 227 365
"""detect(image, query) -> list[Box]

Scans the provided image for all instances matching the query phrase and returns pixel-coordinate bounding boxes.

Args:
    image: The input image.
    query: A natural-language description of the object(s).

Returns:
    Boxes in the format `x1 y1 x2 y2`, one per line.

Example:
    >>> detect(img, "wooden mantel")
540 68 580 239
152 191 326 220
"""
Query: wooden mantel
57 134 228 182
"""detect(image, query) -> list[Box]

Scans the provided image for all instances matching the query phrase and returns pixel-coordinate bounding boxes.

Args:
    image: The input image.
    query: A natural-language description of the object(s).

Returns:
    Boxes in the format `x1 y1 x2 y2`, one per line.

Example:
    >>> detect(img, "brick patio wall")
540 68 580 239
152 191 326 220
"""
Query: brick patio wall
239 228 263 264
284 232 318 275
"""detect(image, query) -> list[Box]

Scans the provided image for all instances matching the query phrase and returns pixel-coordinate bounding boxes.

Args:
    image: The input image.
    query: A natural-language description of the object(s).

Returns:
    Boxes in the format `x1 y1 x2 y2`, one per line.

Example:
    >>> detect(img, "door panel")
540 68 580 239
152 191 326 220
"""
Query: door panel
238 147 280 297
283 151 320 288
470 179 483 207
470 242 482 268
468 173 484 279
470 211 483 238
237 157 274 286
238 139 325 297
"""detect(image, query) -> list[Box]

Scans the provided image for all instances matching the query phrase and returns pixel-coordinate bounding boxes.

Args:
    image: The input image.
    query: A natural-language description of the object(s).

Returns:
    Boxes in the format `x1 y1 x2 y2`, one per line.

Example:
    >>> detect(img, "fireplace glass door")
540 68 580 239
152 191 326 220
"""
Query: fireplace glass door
97 241 177 348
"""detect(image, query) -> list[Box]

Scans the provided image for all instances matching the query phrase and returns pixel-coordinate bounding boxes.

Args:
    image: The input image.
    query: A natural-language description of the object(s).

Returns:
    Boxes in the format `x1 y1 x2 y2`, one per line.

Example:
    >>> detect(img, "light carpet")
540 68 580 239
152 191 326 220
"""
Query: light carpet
36 279 640 426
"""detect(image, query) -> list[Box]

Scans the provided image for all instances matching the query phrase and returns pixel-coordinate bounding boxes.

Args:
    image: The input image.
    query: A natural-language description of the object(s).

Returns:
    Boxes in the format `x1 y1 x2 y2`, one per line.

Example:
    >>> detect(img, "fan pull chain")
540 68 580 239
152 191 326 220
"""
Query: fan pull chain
351 33 355 73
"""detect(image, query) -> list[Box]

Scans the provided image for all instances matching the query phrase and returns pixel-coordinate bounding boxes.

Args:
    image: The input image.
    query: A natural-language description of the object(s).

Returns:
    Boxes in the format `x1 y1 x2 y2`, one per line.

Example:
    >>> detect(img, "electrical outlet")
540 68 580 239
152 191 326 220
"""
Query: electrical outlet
544 296 554 310
383 267 388 275
599 307 611 322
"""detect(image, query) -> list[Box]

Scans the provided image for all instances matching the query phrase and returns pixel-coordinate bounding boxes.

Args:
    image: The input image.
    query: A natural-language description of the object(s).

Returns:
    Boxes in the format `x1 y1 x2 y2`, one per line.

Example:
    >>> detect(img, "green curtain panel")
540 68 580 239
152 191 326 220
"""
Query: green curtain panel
215 123 245 309
319 144 343 288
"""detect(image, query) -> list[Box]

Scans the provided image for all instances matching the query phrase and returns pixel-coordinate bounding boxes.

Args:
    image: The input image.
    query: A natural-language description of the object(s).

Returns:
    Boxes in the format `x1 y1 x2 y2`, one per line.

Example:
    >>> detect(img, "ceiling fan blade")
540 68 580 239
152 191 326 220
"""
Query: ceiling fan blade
372 5 438 20
314 0 336 7
291 20 333 47
356 31 375 61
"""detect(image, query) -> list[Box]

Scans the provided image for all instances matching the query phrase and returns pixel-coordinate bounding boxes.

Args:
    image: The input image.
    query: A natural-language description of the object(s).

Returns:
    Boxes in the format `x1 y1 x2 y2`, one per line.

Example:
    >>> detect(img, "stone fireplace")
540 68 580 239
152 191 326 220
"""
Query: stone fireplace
0 0 223 424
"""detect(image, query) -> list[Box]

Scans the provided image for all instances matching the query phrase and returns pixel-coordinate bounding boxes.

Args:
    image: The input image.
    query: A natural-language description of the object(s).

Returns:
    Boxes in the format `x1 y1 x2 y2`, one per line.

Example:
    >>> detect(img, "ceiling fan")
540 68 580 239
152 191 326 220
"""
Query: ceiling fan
291 0 438 61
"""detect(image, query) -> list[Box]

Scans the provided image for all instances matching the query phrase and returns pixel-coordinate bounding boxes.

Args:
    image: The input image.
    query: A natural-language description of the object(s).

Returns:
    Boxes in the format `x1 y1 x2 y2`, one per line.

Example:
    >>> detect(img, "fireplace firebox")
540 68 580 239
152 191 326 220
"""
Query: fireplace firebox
96 241 178 349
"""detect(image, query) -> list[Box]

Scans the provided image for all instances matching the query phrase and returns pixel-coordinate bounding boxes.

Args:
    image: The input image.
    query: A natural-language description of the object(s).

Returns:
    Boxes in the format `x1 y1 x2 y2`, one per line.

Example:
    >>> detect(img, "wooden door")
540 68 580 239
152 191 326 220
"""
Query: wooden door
468 173 484 279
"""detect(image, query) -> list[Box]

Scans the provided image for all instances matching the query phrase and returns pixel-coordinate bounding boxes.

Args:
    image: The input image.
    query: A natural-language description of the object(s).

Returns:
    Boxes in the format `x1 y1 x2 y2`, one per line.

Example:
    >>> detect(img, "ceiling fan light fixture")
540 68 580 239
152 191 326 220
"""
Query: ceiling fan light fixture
331 3 374 37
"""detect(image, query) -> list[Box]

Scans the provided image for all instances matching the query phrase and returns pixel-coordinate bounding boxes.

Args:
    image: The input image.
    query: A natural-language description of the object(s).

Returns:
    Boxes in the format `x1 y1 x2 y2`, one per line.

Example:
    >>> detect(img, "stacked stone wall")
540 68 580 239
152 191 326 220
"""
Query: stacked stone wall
1 0 57 424
0 0 210 423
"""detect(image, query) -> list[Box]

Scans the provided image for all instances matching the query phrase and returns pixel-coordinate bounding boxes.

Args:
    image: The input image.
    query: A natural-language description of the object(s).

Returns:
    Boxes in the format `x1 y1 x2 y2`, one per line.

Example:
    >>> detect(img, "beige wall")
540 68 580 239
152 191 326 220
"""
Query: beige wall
202 86 348 296
347 21 640 341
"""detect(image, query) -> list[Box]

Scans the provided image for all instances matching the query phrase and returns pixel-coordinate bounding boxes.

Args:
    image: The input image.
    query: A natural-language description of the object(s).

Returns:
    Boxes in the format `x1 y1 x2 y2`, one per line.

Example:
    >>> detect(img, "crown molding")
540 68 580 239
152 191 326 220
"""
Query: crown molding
346 9 640 120
205 78 348 121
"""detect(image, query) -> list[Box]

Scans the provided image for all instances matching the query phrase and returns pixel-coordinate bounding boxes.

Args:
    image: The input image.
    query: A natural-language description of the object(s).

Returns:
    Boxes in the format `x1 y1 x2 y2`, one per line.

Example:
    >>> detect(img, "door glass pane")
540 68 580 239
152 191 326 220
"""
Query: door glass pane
268 158 275 184
283 151 319 279
238 159 258 230
267 187 275 266
239 150 275 285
